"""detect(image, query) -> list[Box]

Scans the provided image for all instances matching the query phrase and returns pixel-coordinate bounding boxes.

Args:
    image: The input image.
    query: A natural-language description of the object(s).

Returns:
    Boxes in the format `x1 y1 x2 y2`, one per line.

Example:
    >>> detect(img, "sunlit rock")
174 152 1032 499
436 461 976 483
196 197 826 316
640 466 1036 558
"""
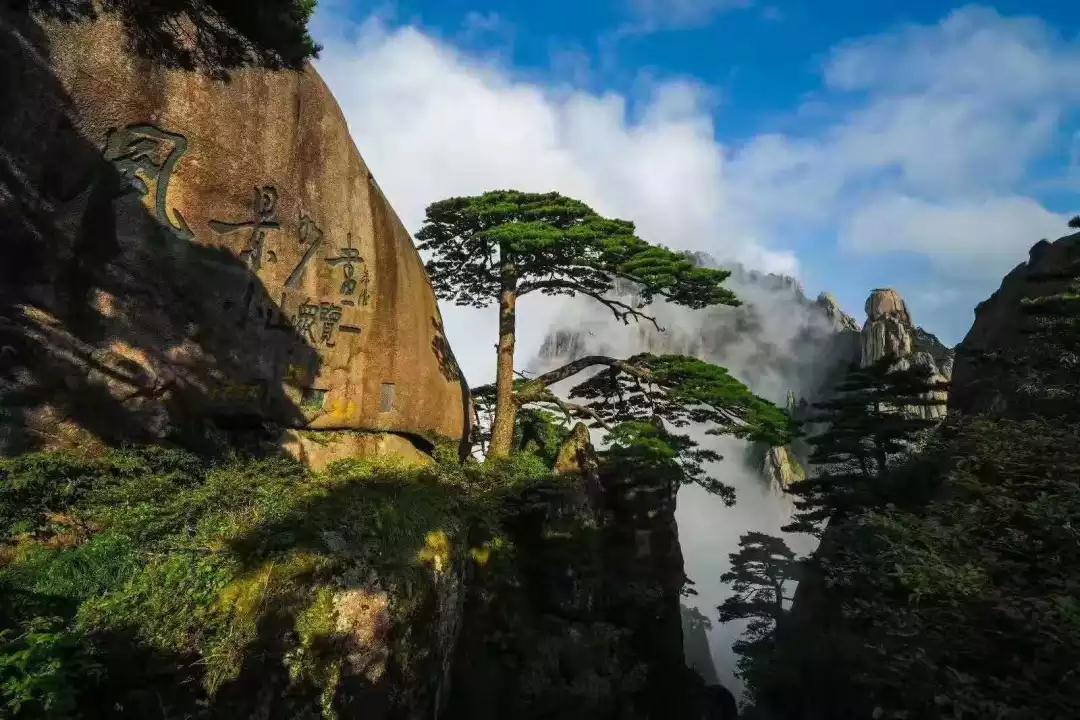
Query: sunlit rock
0 10 470 458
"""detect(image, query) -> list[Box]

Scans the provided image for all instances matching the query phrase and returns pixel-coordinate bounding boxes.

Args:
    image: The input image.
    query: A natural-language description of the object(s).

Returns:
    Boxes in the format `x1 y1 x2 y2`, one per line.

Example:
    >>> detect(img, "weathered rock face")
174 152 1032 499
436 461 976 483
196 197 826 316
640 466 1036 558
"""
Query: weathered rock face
953 232 1080 418
761 444 805 492
859 288 951 420
860 288 914 368
0 9 470 457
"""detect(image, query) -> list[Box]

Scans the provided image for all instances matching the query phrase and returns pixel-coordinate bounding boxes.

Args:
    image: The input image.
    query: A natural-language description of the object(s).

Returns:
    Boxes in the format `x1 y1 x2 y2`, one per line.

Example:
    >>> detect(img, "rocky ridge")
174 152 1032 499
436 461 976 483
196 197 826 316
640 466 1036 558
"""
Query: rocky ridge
952 231 1080 418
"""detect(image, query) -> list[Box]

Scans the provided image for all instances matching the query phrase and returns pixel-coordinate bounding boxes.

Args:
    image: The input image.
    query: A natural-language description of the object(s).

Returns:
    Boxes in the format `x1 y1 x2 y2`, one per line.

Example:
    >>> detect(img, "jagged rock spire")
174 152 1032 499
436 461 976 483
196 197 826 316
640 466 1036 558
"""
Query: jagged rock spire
816 292 860 333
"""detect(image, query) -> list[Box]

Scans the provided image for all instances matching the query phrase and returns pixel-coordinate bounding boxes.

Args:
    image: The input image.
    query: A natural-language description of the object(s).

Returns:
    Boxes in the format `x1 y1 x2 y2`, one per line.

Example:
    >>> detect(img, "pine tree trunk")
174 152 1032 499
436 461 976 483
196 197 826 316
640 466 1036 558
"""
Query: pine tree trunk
488 261 518 459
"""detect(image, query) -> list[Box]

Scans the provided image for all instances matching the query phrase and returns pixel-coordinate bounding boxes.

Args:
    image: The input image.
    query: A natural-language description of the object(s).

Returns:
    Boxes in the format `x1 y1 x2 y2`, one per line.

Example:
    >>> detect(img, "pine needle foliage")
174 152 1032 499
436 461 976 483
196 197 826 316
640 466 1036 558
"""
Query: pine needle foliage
417 191 738 314
784 357 944 535
416 189 747 459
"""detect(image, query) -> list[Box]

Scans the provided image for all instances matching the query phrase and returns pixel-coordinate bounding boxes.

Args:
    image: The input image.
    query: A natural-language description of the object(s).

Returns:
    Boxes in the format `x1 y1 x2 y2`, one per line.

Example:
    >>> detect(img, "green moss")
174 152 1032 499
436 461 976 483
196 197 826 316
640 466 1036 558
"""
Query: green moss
0 445 551 717
299 430 336 446
288 586 342 719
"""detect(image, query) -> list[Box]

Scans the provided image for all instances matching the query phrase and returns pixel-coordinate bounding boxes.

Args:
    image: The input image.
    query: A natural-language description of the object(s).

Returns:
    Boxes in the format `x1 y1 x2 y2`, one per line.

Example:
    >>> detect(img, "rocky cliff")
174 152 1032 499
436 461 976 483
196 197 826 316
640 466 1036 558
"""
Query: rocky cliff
860 288 951 420
447 424 737 720
752 231 1080 720
952 231 1080 418
0 8 470 464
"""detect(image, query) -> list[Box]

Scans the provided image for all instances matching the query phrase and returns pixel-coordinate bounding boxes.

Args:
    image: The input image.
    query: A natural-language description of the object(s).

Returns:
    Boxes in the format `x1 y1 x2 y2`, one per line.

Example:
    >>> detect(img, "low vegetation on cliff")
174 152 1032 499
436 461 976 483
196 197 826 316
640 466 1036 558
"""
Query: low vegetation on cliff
0 444 551 718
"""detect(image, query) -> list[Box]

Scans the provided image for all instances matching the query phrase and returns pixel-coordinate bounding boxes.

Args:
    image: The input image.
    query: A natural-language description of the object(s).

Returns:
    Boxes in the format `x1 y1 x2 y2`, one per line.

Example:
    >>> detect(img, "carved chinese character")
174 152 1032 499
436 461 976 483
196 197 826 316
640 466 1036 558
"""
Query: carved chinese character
292 299 343 348
294 300 320 344
284 215 325 290
318 302 343 347
209 186 281 271
104 124 192 240
326 235 370 305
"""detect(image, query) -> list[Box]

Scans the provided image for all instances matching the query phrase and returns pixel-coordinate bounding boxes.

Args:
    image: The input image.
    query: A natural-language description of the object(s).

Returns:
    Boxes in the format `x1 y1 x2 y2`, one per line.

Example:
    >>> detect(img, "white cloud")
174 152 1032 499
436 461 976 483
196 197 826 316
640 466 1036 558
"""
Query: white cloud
843 194 1067 279
312 15 792 384
725 6 1077 276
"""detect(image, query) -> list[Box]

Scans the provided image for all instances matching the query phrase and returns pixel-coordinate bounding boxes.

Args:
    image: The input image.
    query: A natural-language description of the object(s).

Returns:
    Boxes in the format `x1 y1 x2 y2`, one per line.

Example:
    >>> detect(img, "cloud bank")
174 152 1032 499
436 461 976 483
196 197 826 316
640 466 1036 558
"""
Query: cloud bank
312 5 1078 382
312 14 794 384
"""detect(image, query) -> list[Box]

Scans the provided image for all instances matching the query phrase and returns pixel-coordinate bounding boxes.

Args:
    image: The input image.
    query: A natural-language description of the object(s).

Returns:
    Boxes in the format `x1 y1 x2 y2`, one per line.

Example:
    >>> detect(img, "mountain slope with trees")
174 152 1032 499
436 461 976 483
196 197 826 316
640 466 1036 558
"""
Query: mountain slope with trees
734 231 1080 720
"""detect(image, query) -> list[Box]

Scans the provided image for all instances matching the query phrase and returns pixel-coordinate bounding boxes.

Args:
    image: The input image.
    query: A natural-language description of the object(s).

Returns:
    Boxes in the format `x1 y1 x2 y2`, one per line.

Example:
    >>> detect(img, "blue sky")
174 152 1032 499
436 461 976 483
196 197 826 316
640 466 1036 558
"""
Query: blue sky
311 0 1080 382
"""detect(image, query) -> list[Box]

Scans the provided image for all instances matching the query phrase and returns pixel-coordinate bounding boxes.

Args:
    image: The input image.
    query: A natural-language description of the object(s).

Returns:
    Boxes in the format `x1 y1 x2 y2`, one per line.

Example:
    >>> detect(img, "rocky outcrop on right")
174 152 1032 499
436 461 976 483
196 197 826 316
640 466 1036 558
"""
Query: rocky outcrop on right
952 231 1080 418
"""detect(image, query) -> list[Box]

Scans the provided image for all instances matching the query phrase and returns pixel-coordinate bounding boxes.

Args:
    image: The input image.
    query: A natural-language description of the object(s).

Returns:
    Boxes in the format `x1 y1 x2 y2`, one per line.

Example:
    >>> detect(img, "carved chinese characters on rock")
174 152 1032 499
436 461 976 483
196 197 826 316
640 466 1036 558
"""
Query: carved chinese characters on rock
294 300 344 348
325 234 371 307
100 124 370 362
278 220 365 349
104 124 193 240
209 186 281 271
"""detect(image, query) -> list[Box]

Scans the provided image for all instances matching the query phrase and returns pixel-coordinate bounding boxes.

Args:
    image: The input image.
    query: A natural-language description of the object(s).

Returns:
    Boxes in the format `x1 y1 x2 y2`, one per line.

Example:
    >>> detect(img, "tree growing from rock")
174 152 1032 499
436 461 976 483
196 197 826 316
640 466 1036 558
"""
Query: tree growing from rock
417 190 781 465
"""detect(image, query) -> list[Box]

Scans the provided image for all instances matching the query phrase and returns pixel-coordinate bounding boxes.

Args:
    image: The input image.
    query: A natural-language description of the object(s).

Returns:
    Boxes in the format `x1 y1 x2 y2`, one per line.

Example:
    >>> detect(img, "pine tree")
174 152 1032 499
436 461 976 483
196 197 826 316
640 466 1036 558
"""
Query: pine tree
416 190 742 458
474 353 795 502
718 532 799 684
785 357 945 534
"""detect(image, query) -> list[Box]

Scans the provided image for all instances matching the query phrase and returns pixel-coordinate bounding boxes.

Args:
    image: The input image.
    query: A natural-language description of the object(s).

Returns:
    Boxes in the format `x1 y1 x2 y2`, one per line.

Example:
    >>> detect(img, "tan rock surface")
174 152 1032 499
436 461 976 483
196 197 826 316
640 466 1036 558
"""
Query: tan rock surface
761 445 805 492
864 288 911 325
861 288 914 367
0 10 470 455
859 288 948 420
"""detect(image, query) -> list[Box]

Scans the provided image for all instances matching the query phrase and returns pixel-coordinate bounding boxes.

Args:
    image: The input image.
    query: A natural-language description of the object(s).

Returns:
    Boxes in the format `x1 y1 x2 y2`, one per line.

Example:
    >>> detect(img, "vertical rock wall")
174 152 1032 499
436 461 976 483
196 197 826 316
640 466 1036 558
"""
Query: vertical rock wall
0 9 470 459
860 288 951 420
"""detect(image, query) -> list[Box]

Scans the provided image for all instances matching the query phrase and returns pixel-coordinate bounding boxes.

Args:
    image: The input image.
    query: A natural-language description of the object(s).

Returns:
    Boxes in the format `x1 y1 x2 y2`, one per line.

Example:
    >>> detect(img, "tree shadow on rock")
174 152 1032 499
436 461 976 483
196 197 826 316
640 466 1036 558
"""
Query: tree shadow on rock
21 0 318 79
0 7 321 456
431 315 475 457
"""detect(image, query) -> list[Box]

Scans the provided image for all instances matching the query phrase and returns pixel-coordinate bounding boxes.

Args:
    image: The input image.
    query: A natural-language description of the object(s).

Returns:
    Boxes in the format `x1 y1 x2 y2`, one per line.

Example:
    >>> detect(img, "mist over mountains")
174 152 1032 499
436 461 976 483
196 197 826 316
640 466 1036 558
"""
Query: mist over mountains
527 252 949 693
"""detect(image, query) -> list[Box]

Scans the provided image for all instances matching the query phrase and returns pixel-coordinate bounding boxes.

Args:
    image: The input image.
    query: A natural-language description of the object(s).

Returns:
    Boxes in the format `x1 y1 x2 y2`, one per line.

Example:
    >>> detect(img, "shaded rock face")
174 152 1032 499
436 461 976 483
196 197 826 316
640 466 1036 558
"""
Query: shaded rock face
0 9 470 458
953 232 1080 418
448 434 735 720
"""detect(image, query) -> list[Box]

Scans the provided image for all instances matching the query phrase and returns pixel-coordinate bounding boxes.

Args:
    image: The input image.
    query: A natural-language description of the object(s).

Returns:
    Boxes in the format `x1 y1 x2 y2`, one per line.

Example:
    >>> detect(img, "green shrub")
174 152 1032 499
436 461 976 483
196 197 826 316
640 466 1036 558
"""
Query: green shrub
0 444 551 717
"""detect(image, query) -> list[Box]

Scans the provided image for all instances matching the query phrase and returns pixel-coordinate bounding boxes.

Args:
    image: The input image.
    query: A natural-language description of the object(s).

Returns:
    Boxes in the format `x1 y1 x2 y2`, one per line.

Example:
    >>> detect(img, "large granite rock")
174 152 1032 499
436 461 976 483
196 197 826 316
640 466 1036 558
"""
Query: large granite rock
860 288 914 367
860 288 950 420
0 9 470 457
